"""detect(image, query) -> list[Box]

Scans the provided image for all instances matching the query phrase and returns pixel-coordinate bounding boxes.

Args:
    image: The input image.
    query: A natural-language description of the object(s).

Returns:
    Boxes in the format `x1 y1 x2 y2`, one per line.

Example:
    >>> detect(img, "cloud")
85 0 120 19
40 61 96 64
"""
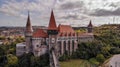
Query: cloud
82 0 120 16
59 1 84 10
61 14 78 19
89 8 120 16
0 0 56 18
0 0 27 18
109 3 118 8
1 0 120 26
59 14 88 20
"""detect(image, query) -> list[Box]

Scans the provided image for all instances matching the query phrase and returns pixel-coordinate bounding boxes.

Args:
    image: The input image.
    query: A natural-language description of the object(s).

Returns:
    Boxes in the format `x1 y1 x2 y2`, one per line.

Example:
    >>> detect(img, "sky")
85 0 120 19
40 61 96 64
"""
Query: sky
0 0 120 27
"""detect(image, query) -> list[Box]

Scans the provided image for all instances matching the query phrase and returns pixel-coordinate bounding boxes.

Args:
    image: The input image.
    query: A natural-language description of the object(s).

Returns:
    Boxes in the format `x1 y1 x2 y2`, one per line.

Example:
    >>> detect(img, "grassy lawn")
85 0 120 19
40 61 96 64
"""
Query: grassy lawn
60 59 95 67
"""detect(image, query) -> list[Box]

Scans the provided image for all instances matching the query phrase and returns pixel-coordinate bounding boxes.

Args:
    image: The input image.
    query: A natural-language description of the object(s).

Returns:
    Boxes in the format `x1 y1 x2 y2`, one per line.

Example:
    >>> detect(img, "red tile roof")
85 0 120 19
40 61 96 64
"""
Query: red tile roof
48 10 57 30
26 12 33 33
58 24 75 36
33 29 48 38
88 20 93 27
58 24 75 33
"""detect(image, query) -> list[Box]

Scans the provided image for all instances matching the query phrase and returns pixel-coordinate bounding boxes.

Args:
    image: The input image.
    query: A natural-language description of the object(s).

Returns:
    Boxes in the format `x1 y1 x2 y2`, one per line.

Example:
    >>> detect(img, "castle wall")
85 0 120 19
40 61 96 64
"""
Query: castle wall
25 36 32 53
57 36 77 56
16 43 26 56
16 33 94 57
32 38 48 57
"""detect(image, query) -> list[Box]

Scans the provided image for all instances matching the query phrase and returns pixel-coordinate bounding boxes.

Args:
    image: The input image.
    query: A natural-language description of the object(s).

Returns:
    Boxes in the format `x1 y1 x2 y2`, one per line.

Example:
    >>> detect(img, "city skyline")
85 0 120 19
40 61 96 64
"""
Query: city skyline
0 0 120 27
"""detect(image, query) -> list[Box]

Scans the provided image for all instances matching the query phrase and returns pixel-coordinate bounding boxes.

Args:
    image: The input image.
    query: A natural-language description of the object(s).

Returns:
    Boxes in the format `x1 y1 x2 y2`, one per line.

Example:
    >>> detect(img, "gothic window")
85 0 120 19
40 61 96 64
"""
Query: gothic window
72 40 74 52
68 41 70 55
63 41 66 54
58 41 61 55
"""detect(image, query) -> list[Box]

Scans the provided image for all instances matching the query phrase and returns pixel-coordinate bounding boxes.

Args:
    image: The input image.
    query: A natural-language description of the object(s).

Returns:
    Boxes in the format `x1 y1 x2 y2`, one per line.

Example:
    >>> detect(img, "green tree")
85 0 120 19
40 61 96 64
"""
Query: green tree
96 54 105 63
5 54 18 67
89 58 99 65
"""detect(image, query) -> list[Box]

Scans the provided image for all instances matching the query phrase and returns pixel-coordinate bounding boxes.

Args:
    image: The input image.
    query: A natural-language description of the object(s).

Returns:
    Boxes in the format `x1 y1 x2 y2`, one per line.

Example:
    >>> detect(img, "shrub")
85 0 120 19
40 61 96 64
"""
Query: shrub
89 58 99 65
96 54 105 63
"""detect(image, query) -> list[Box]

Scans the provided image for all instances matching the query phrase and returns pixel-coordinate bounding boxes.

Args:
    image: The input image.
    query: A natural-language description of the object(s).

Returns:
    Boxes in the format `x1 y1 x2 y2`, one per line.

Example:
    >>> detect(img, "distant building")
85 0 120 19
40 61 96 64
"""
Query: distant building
16 10 94 57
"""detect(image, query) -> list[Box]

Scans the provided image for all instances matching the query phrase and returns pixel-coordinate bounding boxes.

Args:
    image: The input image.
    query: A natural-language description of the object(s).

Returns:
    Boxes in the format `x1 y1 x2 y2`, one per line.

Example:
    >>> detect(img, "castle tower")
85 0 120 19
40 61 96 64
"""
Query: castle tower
87 20 93 33
25 12 33 53
47 10 59 67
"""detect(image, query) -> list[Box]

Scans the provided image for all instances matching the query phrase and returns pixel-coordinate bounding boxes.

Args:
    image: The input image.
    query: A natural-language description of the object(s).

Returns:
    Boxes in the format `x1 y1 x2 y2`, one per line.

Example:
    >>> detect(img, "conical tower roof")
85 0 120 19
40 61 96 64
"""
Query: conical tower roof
26 12 33 33
88 20 93 27
48 10 57 30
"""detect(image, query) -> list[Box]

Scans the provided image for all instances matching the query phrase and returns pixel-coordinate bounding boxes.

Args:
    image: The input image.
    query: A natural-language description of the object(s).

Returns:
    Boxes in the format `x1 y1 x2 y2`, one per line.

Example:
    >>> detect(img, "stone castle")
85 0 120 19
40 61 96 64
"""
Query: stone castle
16 10 94 58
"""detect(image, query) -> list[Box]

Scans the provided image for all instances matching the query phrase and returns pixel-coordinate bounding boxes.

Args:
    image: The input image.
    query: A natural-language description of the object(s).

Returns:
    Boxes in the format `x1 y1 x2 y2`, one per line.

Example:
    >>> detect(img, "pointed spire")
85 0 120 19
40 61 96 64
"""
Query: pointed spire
48 10 57 30
88 20 93 27
26 11 33 33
